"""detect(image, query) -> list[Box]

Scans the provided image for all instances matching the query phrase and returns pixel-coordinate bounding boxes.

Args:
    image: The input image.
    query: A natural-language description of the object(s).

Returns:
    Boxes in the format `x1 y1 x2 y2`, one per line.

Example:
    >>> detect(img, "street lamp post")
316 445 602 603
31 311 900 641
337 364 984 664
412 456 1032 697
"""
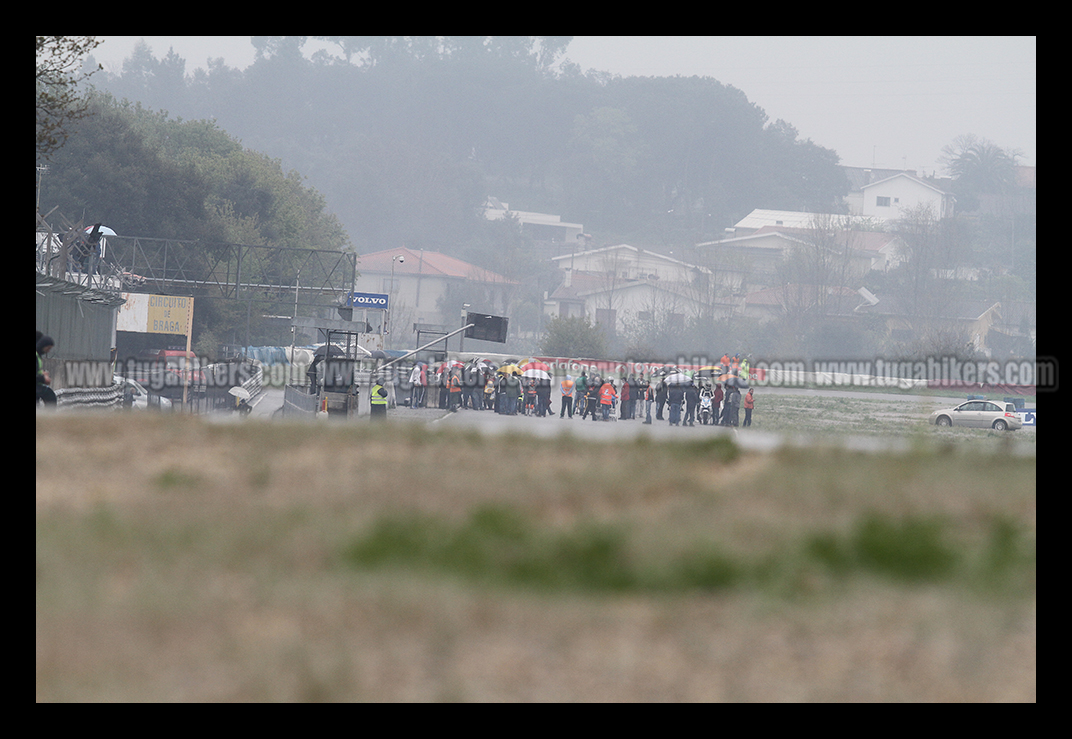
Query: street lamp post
459 303 471 353
387 254 405 344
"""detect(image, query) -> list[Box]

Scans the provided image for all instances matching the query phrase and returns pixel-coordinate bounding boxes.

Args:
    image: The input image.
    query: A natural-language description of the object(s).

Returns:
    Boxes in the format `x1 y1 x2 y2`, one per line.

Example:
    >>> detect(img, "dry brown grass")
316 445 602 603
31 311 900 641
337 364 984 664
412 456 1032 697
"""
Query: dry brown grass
37 413 1035 702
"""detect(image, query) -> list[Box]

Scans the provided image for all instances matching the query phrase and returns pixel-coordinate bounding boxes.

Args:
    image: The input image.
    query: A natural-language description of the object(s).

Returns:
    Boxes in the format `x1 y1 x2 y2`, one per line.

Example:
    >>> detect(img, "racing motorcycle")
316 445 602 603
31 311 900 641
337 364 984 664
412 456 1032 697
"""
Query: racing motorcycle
698 392 714 425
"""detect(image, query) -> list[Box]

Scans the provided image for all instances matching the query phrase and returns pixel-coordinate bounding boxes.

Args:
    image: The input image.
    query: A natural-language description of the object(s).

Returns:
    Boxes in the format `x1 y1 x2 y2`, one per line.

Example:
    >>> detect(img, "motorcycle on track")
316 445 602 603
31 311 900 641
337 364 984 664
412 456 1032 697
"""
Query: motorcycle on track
698 392 714 425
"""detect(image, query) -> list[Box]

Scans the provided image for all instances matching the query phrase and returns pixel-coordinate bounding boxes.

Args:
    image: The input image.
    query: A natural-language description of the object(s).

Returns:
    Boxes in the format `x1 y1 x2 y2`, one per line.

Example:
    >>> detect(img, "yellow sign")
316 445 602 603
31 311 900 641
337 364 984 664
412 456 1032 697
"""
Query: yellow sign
119 293 194 335
147 295 192 334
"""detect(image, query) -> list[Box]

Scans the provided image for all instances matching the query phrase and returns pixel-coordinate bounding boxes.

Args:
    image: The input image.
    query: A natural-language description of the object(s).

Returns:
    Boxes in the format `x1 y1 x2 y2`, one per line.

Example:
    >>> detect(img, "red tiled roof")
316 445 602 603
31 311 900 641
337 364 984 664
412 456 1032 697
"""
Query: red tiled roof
357 247 518 284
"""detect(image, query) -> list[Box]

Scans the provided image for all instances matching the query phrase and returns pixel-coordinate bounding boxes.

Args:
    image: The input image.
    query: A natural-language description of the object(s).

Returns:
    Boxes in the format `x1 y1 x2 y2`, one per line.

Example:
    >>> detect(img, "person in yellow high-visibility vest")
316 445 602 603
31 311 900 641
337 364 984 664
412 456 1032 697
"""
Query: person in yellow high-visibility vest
559 374 575 418
370 377 389 419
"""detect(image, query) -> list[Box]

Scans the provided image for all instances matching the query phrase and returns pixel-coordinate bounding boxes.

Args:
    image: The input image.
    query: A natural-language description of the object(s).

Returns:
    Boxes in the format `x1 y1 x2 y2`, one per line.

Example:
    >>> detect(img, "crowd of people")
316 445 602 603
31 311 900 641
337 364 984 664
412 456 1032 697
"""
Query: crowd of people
402 354 756 428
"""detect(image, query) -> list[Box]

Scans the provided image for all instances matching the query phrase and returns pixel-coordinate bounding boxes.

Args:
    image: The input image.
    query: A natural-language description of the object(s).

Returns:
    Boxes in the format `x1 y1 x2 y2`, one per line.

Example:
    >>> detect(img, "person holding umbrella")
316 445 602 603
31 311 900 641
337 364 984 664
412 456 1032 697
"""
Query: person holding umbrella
667 380 685 426
684 378 699 427
505 370 521 415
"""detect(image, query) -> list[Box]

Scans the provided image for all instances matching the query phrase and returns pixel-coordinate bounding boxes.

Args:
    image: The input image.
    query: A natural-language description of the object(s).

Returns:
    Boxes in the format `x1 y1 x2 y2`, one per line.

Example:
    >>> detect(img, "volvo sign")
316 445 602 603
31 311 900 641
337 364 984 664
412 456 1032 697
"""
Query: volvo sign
346 291 389 310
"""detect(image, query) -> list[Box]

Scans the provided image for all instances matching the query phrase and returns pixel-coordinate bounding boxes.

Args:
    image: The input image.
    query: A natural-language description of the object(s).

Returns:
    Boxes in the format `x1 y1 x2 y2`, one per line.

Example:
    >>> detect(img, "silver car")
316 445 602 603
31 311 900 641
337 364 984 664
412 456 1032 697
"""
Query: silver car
929 400 1022 431
113 375 173 412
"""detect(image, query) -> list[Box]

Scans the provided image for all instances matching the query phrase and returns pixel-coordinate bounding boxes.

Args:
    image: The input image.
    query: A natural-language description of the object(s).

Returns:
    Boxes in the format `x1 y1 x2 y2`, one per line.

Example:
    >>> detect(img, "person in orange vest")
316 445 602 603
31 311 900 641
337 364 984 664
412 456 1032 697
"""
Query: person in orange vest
731 354 741 375
559 374 575 418
720 353 731 368
448 368 462 411
743 388 755 426
598 378 617 421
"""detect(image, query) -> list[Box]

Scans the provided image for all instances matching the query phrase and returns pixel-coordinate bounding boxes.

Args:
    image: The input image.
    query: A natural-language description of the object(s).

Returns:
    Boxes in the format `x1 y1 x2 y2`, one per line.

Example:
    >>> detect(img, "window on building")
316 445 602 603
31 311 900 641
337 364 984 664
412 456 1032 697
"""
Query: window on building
876 196 891 207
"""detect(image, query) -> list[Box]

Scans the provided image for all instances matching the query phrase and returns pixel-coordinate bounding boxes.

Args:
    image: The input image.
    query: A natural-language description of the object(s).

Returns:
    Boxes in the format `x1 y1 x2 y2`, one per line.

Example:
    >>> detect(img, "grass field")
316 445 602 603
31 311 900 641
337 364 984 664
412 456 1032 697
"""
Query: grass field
750 392 1036 448
36 412 1035 701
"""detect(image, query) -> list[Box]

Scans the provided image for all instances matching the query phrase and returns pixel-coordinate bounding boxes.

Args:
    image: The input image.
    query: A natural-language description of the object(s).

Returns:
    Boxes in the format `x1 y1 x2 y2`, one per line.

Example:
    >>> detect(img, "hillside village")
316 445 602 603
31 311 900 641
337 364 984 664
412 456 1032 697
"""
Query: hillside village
353 164 1035 360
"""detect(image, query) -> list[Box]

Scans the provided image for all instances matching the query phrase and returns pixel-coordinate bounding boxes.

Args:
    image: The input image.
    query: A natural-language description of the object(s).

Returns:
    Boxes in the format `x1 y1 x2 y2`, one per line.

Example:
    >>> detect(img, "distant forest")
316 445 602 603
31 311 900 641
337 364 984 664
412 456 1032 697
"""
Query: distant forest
38 37 1033 358
77 36 849 256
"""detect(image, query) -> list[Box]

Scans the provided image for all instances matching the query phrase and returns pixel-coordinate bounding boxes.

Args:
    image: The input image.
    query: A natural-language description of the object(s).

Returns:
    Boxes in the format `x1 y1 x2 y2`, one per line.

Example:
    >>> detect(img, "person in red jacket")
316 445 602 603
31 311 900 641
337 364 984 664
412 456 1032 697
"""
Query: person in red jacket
743 388 755 426
599 379 617 421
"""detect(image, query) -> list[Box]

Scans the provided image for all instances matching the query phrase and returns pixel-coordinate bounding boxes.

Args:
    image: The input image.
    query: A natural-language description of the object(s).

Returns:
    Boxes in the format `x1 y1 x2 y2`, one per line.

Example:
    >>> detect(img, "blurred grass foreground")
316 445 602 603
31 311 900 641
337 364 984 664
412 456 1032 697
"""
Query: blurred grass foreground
37 414 1035 702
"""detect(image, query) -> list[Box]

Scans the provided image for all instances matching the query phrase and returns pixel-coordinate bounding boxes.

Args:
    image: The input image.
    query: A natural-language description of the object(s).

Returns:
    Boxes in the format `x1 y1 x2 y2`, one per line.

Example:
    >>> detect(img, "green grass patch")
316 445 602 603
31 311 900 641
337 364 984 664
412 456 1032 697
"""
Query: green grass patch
805 514 957 582
152 467 203 490
343 505 1034 596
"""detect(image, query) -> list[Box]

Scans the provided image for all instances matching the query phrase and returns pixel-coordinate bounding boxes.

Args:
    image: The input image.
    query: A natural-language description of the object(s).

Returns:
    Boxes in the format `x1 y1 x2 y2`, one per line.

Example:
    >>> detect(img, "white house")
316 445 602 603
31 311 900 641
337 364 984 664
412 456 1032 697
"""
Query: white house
859 172 956 220
850 230 908 272
354 247 518 348
550 243 700 284
543 244 734 335
696 227 814 290
483 197 585 244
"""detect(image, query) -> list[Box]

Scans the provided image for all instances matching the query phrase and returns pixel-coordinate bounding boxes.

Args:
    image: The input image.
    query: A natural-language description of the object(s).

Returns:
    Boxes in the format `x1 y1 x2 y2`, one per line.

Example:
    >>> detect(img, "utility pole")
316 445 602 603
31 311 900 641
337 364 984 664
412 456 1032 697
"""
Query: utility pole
459 303 471 353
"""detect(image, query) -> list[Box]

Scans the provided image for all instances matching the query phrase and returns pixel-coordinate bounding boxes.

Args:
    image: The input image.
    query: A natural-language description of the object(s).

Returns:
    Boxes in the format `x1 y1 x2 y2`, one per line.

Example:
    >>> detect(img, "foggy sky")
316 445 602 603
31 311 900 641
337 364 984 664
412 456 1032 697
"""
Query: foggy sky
91 36 1036 174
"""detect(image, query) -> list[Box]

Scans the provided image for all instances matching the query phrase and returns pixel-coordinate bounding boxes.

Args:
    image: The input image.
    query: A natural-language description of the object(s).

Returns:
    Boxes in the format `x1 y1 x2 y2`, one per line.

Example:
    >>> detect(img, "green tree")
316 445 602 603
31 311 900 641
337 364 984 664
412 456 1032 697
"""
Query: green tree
36 36 102 158
562 106 646 229
540 315 608 358
939 135 1020 212
38 94 353 350
89 39 851 254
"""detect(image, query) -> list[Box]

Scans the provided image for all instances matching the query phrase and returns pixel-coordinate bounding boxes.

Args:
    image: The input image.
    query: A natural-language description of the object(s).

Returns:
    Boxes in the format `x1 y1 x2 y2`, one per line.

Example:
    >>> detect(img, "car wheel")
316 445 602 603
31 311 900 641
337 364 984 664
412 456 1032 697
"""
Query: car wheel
992 419 1007 431
936 416 952 427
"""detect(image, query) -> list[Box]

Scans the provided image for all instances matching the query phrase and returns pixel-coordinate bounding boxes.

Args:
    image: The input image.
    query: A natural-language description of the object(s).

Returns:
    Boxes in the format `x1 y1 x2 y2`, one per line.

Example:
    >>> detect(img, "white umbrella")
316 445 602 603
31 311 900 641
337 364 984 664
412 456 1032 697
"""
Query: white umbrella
83 225 116 258
228 386 252 400
663 372 692 385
